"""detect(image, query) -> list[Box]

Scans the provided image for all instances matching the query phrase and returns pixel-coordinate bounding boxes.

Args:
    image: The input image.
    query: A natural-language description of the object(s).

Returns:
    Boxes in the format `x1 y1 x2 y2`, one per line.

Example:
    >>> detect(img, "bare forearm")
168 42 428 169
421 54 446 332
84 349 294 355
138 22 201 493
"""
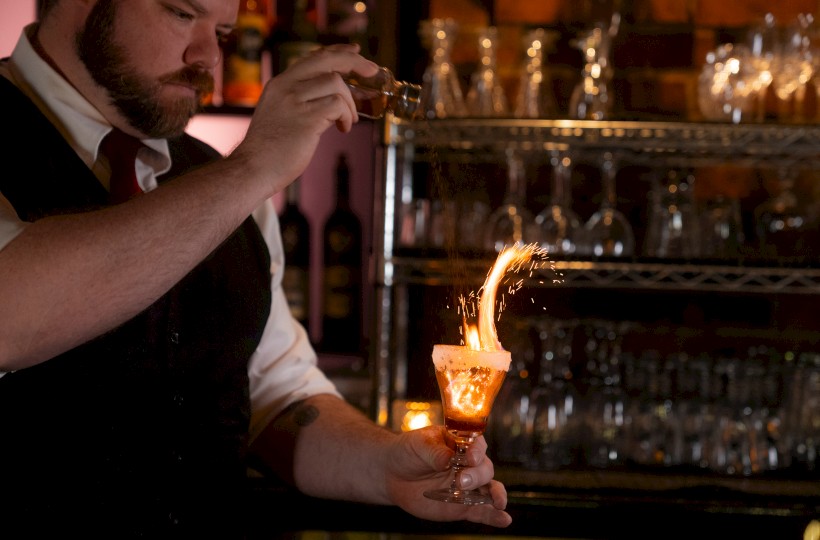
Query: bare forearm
250 394 397 504
0 154 273 371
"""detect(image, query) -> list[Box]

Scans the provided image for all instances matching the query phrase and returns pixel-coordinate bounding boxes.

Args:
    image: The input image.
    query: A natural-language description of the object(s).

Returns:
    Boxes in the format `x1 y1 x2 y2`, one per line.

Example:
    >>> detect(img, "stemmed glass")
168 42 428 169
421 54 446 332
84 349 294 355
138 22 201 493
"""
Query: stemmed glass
582 151 635 258
484 148 535 253
533 149 582 256
754 166 811 260
747 13 778 122
513 28 559 118
466 26 509 117
771 14 815 122
424 344 511 504
419 18 468 119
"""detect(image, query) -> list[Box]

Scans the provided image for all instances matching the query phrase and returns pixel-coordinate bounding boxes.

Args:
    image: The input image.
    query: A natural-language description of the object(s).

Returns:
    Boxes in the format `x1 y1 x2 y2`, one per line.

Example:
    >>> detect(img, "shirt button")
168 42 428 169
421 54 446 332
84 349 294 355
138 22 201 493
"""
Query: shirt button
170 331 180 344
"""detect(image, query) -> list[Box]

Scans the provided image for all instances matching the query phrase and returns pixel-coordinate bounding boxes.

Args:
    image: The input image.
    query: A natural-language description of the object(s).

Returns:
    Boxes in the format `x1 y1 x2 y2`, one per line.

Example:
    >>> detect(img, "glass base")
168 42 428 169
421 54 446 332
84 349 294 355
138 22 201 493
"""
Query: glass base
423 488 493 505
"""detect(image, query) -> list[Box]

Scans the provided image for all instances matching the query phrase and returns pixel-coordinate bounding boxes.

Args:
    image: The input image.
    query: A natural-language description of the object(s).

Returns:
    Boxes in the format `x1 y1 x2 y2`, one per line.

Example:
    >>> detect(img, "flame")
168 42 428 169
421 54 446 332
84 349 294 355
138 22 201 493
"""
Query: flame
477 243 545 351
448 369 493 417
465 325 481 350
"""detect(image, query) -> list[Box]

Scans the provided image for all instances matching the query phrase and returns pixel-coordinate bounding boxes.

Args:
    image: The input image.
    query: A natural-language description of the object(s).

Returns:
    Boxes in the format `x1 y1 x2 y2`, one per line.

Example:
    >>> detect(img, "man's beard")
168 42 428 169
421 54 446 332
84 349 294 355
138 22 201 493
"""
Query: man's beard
76 0 215 138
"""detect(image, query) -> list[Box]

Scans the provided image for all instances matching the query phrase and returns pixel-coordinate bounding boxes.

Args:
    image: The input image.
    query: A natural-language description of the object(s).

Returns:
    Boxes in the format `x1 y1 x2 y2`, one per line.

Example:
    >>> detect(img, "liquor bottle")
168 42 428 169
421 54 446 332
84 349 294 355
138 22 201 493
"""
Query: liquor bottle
344 67 422 120
271 0 320 75
222 0 274 107
321 154 363 354
279 180 311 331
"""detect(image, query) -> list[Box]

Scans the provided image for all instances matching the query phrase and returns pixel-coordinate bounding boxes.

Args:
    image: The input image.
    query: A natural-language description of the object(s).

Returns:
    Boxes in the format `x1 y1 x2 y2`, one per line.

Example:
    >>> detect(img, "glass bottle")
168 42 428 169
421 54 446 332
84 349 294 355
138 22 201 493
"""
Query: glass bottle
321 154 363 355
344 67 422 120
222 0 274 107
279 179 311 330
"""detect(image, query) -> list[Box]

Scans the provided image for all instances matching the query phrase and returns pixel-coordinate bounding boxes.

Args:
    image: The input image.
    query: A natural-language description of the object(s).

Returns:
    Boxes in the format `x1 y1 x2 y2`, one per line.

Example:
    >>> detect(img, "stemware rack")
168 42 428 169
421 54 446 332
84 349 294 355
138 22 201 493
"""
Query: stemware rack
369 117 820 535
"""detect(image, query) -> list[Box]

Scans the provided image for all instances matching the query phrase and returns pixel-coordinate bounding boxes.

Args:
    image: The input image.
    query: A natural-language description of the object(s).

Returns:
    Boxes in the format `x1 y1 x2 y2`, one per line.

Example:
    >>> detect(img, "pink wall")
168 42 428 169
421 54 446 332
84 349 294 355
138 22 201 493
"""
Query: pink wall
1 1 376 348
1 0 36 56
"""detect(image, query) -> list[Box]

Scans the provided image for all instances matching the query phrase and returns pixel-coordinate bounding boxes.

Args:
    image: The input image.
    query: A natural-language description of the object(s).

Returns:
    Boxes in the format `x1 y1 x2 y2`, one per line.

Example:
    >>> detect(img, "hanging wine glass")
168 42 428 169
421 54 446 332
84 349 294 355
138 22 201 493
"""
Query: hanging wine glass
533 149 582 256
484 148 536 253
582 151 635 258
771 14 815 122
755 166 814 261
513 28 559 118
419 18 468 119
747 13 779 122
643 168 700 260
466 26 509 117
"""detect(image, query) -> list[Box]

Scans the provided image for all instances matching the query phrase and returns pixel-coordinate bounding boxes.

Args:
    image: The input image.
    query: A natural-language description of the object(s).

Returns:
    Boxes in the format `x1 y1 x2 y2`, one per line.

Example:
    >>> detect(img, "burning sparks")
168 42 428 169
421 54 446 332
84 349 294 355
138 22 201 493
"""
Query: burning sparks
459 242 549 352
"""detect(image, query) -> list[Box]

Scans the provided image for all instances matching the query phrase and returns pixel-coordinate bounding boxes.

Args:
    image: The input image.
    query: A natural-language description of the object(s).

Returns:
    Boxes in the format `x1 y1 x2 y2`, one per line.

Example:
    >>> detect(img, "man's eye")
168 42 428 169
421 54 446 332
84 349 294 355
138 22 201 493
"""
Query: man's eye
167 6 194 21
217 32 231 45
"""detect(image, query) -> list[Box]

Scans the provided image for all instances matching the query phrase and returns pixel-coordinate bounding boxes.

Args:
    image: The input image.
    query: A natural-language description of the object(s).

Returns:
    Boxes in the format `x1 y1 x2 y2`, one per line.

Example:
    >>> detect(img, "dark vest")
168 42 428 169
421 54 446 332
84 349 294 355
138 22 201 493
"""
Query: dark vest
0 76 272 537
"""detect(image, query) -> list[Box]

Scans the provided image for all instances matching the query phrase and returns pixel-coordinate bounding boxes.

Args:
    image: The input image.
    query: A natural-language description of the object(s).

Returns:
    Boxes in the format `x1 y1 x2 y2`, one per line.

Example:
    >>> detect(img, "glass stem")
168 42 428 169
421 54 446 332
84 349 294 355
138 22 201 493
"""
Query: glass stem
450 442 470 491
601 152 618 211
550 151 572 208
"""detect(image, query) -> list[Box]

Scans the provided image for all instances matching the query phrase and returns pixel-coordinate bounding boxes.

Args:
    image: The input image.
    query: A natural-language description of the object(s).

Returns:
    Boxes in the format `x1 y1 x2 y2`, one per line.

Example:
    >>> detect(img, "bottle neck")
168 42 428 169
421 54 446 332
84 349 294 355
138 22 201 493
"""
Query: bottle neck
286 179 301 206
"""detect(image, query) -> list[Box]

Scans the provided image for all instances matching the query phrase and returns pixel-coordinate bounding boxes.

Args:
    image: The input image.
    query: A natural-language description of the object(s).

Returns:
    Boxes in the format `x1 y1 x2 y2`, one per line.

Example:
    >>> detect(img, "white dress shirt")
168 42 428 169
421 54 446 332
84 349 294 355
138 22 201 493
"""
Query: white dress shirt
0 26 340 442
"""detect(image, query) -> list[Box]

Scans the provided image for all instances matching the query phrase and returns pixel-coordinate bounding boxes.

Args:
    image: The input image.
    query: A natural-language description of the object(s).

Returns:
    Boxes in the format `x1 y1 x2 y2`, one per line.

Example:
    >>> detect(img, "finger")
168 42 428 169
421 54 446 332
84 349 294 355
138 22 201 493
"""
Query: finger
467 435 489 465
287 46 379 82
293 71 359 123
464 505 513 529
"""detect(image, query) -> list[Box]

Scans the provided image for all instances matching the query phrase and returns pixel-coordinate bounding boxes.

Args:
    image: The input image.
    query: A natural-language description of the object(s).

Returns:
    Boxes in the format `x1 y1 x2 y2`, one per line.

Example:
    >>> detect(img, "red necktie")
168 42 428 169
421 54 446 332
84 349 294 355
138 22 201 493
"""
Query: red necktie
101 128 144 204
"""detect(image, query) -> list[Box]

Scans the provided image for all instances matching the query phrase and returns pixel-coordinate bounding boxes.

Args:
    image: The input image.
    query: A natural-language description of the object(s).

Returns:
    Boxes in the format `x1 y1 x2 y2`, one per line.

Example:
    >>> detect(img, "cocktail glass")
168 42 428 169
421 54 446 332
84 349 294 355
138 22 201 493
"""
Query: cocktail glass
423 344 511 504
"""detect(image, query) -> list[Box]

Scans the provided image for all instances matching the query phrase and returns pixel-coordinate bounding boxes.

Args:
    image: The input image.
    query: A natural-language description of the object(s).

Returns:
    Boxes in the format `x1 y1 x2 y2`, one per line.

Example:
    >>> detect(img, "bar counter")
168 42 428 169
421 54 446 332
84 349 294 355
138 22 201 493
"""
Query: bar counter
246 469 819 540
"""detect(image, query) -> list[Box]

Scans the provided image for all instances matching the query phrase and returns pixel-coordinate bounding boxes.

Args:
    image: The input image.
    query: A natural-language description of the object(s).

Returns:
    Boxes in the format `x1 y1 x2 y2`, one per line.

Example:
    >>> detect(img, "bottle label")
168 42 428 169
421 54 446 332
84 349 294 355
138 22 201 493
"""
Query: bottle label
223 12 268 106
282 267 309 321
324 265 353 318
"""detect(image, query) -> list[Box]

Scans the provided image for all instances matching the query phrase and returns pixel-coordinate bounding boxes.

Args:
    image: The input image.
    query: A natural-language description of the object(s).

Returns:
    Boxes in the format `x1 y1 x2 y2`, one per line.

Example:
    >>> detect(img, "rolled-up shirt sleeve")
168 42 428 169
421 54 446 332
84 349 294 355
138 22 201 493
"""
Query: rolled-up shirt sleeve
247 198 341 443
0 193 28 251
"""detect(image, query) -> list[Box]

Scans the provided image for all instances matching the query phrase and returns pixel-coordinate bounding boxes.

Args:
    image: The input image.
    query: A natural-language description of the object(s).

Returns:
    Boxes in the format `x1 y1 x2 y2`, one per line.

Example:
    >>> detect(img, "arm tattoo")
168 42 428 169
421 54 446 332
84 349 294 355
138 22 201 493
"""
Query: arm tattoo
282 399 320 427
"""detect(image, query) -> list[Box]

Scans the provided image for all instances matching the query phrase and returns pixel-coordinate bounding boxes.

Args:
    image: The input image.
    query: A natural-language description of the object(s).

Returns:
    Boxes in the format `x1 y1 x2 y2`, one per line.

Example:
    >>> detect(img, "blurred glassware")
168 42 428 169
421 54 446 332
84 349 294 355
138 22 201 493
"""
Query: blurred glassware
486 319 536 466
770 13 815 122
484 148 536 253
418 18 468 119
533 149 582 256
754 167 814 260
697 43 757 124
528 318 580 470
456 196 492 251
513 28 559 118
568 12 620 120
698 194 745 260
643 168 700 259
466 26 509 117
582 320 630 468
746 13 779 122
582 151 635 258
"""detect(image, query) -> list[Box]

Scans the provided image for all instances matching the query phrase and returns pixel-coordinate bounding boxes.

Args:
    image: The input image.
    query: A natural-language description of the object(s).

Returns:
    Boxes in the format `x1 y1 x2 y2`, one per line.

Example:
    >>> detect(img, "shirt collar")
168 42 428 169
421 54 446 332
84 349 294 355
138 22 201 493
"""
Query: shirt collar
4 24 172 190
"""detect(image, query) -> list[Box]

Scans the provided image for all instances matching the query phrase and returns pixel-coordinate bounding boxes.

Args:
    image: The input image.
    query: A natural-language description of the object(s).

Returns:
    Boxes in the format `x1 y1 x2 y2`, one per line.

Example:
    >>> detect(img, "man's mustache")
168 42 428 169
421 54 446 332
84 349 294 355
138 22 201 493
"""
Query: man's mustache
161 68 215 95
